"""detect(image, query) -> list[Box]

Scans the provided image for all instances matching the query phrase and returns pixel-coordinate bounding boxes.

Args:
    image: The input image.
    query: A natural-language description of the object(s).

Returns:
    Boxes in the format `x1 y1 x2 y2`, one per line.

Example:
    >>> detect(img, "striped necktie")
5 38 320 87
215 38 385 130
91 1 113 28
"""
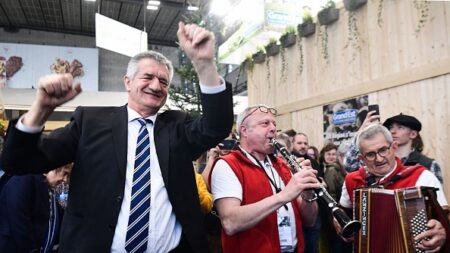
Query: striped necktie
125 118 152 253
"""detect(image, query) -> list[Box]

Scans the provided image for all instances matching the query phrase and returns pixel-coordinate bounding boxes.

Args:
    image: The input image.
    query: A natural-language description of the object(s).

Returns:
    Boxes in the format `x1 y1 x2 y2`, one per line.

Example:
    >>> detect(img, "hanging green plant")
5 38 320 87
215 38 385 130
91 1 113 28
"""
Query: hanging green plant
280 46 288 83
345 10 363 61
265 37 280 57
280 26 297 48
377 0 384 27
413 0 430 35
297 37 304 75
298 7 316 38
344 0 367 11
266 56 271 86
318 25 329 64
318 0 339 26
252 46 266 64
243 53 254 72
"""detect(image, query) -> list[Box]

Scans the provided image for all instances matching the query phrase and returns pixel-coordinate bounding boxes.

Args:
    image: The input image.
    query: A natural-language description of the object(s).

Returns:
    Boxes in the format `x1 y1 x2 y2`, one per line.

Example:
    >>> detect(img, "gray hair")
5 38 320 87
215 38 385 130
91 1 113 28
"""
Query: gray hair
236 104 272 136
276 133 292 150
126 51 174 82
356 124 393 151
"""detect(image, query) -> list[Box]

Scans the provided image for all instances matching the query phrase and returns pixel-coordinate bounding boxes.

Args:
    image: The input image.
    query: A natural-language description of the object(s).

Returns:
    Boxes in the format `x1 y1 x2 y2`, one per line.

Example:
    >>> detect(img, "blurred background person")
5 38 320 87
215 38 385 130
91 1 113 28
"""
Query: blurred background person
307 146 319 163
318 144 349 253
0 164 72 252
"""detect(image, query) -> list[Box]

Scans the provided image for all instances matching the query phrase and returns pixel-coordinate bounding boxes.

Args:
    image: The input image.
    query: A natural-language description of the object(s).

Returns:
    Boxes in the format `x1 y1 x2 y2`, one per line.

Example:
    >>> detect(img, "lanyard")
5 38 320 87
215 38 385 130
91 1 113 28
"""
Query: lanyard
243 149 288 211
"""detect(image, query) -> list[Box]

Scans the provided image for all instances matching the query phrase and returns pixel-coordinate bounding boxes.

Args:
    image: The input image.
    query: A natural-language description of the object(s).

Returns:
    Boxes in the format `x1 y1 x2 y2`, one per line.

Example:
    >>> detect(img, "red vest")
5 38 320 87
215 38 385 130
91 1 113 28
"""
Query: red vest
214 150 305 253
345 157 426 203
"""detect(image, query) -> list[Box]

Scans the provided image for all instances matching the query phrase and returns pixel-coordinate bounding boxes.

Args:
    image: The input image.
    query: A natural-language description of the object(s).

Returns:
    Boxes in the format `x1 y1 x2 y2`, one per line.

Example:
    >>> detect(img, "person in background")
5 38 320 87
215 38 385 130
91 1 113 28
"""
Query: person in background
307 146 319 163
211 105 320 253
383 113 443 184
0 22 233 252
275 133 292 159
195 171 213 214
291 133 322 253
318 144 349 253
338 124 447 252
0 164 72 252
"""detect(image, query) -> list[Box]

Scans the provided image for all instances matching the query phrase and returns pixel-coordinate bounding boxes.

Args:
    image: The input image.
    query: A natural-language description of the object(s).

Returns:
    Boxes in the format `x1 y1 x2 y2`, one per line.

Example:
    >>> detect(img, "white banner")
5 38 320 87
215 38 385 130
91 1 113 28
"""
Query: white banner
95 13 147 57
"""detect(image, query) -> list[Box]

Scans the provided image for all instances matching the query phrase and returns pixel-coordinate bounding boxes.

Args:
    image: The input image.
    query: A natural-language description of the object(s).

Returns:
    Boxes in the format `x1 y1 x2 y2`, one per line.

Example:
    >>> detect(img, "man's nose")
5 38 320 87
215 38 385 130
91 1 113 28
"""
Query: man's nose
149 79 162 91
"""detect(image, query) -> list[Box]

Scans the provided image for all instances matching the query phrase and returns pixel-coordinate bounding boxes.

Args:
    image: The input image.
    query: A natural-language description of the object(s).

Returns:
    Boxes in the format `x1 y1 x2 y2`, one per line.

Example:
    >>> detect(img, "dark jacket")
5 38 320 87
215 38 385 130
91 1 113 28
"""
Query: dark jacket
0 174 60 252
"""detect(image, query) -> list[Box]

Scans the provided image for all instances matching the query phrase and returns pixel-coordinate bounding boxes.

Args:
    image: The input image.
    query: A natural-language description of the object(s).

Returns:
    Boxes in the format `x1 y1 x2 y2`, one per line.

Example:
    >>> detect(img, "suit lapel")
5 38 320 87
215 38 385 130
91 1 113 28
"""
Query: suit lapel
111 106 128 180
154 117 170 187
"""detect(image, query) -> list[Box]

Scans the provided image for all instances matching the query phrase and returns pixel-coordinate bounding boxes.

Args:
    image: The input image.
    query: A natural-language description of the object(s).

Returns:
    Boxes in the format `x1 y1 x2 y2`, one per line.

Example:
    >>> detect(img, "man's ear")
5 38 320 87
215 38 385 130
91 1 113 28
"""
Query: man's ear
123 75 131 91
409 130 418 139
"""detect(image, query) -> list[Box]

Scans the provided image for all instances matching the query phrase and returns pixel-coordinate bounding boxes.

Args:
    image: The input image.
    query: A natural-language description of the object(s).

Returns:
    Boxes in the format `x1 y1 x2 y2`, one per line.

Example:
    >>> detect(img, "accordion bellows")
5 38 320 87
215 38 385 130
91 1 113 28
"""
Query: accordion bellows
353 186 449 253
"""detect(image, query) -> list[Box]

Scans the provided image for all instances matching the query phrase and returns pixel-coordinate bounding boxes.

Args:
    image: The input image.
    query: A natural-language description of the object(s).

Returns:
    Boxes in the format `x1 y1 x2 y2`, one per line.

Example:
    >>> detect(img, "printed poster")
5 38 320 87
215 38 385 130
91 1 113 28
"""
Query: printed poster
323 95 369 146
0 43 98 91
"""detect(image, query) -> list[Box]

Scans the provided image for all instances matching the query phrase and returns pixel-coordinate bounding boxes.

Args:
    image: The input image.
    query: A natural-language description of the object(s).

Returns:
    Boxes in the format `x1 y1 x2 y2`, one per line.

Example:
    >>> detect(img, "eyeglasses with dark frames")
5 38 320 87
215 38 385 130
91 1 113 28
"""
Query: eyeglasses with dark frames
241 106 277 125
361 144 391 161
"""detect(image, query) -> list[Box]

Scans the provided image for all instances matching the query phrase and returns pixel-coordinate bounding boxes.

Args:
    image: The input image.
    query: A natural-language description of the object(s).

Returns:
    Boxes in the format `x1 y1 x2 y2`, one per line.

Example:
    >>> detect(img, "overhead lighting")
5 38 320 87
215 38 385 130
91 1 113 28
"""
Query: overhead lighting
147 5 159 10
187 6 199 11
84 0 96 2
148 0 160 5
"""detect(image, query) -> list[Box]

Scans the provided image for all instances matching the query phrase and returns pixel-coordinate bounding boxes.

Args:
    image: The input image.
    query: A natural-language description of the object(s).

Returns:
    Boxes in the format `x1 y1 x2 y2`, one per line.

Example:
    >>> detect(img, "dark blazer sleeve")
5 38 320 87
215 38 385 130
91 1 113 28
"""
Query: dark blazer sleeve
1 109 81 175
183 82 234 159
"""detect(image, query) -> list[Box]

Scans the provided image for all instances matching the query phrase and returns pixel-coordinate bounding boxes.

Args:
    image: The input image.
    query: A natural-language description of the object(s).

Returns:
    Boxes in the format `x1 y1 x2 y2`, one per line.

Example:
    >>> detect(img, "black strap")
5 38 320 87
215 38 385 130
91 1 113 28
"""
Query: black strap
245 150 288 211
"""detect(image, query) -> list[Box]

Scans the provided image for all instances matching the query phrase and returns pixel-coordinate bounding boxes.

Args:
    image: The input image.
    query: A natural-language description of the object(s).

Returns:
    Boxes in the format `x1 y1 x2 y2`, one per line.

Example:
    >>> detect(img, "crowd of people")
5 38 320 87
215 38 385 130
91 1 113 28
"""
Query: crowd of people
0 23 448 253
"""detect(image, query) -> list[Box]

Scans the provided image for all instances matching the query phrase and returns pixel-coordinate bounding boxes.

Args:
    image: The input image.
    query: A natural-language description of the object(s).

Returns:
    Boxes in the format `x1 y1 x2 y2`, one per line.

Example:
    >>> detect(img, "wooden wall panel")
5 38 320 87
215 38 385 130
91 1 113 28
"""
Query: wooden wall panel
246 0 450 198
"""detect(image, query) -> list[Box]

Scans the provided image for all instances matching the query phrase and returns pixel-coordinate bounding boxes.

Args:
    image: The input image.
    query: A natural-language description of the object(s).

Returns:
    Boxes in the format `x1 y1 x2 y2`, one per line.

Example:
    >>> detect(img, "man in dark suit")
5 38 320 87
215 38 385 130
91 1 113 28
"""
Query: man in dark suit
0 22 233 252
0 166 71 252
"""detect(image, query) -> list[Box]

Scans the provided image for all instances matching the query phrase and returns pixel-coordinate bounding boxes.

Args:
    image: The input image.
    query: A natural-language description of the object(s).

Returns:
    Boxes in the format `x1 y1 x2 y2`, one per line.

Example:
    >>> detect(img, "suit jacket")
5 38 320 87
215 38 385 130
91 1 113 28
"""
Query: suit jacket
0 85 234 252
0 174 56 252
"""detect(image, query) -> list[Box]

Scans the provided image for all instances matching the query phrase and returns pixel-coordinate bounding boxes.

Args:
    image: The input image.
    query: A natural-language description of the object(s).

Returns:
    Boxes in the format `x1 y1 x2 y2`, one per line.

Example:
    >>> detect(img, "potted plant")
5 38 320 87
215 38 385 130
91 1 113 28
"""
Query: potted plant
265 38 280 56
252 46 266 64
242 53 254 71
280 26 297 48
344 0 367 11
318 1 339 26
298 7 316 38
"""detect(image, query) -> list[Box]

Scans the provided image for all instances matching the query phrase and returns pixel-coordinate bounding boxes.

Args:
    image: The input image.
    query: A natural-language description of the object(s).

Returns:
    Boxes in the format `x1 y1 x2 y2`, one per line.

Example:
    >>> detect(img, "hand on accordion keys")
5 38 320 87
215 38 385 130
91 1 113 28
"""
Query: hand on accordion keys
414 219 446 253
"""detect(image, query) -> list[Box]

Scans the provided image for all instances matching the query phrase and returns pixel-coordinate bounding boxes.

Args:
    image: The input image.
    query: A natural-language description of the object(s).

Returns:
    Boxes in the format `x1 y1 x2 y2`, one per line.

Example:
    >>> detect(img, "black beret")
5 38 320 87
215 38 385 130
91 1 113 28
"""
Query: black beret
383 113 422 132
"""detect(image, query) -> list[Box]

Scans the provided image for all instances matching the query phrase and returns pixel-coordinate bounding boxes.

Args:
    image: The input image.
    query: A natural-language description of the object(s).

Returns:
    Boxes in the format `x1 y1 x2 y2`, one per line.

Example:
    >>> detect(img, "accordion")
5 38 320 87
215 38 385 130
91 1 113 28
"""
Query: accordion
353 186 449 253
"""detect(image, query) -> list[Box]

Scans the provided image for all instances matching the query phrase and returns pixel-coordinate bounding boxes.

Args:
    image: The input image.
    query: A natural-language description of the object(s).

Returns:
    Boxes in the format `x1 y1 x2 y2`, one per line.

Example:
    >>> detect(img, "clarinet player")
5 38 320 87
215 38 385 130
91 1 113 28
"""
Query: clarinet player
209 104 321 253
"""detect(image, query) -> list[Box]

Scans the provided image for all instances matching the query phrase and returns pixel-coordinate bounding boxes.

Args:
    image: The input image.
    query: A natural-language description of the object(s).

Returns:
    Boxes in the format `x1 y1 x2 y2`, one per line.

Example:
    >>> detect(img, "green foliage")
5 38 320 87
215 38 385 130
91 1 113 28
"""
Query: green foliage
413 0 430 35
168 56 202 118
302 8 313 23
280 46 288 83
284 25 297 35
318 26 329 64
377 0 384 27
345 11 363 62
297 38 304 75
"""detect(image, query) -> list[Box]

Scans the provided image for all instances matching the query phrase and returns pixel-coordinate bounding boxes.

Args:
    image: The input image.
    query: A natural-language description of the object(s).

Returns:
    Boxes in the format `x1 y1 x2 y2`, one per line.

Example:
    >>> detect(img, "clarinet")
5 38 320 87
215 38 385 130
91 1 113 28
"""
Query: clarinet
270 138 361 238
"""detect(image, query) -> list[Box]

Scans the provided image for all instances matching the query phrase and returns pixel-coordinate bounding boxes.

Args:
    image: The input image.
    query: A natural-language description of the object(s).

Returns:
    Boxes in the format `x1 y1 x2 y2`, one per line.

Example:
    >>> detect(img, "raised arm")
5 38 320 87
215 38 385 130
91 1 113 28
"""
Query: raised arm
176 22 220 87
22 73 82 128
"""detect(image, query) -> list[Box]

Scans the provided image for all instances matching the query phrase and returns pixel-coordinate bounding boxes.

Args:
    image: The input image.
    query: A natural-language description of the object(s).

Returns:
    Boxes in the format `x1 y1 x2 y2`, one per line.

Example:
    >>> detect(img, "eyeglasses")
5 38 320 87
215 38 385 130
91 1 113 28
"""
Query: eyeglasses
241 106 277 125
361 144 391 161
